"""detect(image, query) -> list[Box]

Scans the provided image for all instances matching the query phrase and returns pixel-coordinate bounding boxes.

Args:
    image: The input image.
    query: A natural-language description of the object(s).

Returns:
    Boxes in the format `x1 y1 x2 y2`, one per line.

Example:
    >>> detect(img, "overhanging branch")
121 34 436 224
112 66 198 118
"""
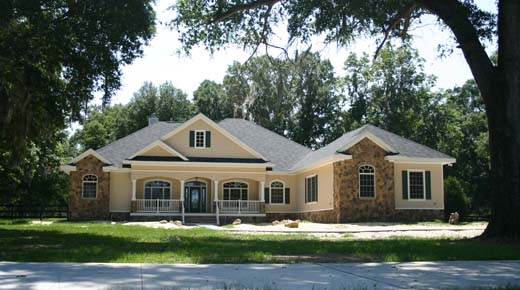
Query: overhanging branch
210 0 281 23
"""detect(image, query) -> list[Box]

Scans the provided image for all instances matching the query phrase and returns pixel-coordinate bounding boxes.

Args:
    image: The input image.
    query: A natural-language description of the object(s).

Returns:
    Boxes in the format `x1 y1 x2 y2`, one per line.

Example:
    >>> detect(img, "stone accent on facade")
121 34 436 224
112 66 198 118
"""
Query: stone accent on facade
334 138 396 222
393 209 444 222
69 155 110 220
267 209 339 223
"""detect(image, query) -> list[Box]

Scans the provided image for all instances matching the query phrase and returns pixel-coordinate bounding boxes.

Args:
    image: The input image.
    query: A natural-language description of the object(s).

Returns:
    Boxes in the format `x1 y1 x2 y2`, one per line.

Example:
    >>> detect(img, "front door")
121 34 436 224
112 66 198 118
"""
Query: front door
184 181 207 213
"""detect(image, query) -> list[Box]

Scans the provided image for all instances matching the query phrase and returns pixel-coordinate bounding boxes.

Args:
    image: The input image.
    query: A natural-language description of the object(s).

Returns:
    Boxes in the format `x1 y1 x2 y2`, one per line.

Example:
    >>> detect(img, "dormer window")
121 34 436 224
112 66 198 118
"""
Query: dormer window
189 130 211 148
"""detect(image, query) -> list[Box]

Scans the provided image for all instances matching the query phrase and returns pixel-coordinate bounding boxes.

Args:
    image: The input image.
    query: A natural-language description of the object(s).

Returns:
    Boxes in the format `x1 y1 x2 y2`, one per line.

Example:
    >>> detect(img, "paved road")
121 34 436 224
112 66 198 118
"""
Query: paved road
1 261 519 290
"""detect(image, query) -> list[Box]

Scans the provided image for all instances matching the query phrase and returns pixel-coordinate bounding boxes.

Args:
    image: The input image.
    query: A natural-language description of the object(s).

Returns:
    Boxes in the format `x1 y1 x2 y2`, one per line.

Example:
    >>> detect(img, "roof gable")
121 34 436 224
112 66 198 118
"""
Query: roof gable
68 149 111 165
161 113 266 160
129 140 188 160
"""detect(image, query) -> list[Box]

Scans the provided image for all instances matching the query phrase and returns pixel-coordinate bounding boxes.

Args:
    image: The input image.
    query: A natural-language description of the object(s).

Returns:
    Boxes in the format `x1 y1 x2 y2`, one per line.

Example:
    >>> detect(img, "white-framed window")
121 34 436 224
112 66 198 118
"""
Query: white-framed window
270 180 285 204
305 175 318 203
359 165 375 198
195 130 206 148
144 180 171 199
223 181 248 200
408 170 426 200
82 174 98 199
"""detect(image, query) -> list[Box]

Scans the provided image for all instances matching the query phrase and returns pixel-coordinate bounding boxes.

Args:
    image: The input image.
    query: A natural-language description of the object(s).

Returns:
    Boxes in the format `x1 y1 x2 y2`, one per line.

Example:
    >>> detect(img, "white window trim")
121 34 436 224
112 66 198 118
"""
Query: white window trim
305 174 318 204
358 165 376 199
194 130 206 148
81 174 98 200
143 179 172 200
407 169 426 201
222 180 249 200
269 180 285 204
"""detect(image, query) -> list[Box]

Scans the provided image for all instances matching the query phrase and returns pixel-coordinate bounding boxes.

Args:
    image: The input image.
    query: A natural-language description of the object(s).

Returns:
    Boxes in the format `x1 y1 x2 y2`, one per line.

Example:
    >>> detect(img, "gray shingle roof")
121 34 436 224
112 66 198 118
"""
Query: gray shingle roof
96 122 182 167
218 118 312 171
89 118 452 171
290 124 453 170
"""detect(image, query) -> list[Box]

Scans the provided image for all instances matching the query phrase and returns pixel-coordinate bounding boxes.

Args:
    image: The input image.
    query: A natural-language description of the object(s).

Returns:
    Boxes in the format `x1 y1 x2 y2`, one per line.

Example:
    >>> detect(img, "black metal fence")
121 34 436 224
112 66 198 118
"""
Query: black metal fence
0 204 69 220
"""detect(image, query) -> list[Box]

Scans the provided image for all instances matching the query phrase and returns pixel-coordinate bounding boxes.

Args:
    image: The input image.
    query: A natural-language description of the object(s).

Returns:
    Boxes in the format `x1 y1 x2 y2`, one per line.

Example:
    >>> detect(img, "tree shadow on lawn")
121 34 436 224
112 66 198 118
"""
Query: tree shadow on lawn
0 227 519 264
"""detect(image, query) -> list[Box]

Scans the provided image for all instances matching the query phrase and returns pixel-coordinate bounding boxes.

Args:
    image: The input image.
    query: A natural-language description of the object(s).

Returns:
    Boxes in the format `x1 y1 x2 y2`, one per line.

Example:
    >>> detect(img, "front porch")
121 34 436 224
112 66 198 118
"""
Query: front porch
128 175 266 224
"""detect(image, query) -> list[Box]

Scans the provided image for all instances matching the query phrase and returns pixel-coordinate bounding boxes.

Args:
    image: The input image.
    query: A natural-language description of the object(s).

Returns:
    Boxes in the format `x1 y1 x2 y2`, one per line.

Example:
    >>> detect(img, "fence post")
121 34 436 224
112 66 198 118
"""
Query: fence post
238 200 241 215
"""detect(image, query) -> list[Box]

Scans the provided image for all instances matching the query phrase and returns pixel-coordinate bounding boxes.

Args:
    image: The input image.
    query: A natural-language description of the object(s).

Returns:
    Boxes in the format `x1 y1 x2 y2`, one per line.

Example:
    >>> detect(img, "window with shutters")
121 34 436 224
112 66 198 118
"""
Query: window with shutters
195 130 206 148
270 181 284 204
82 175 98 199
408 170 425 199
305 175 318 203
358 165 375 198
223 181 248 200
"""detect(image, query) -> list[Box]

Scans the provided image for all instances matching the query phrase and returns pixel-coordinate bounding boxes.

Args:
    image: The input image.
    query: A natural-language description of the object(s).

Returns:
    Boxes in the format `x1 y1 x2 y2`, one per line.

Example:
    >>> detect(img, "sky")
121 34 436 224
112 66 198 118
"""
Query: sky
97 0 497 106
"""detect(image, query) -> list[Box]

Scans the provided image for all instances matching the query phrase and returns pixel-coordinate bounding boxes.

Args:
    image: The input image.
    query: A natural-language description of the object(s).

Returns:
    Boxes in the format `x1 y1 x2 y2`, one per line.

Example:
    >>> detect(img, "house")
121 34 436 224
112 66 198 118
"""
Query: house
61 113 455 223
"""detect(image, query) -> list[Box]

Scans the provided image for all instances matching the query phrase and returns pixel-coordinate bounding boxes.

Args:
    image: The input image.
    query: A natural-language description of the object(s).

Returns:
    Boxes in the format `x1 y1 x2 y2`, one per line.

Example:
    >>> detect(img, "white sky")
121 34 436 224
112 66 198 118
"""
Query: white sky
96 0 497 106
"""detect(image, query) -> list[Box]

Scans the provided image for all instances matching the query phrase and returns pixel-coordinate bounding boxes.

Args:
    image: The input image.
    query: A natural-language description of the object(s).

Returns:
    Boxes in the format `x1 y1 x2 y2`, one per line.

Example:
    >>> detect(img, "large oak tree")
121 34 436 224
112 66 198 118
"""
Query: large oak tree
171 0 519 239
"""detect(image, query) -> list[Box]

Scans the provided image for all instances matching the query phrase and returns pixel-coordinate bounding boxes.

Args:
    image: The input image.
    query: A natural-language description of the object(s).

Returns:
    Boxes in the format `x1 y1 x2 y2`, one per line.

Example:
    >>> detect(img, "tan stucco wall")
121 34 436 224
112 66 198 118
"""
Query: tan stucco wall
164 119 257 158
394 163 444 209
265 174 298 212
110 172 132 212
140 145 177 157
295 164 335 212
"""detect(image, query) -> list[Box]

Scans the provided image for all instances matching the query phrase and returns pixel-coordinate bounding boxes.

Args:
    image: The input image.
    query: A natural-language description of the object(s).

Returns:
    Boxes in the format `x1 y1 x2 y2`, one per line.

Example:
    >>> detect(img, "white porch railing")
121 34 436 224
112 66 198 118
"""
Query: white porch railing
136 199 182 213
218 200 262 214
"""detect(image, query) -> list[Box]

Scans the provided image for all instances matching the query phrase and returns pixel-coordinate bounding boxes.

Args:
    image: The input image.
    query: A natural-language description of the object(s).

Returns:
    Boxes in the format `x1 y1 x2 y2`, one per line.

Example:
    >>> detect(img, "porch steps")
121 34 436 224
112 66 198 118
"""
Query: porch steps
184 215 218 225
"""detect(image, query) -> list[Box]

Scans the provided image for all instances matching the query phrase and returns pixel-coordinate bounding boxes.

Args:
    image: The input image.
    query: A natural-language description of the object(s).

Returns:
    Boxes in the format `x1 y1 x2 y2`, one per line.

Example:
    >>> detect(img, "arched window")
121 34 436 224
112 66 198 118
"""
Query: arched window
359 165 375 198
270 181 285 204
82 175 98 199
144 180 171 199
223 181 248 200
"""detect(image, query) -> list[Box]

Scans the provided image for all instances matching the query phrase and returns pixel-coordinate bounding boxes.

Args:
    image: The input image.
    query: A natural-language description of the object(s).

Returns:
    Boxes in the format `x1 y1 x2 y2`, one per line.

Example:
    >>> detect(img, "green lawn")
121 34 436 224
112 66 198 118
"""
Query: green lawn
0 220 519 264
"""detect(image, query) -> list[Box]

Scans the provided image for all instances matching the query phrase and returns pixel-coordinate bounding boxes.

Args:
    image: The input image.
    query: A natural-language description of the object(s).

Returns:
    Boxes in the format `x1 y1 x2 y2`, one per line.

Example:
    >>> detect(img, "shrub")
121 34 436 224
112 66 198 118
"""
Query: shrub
444 176 470 221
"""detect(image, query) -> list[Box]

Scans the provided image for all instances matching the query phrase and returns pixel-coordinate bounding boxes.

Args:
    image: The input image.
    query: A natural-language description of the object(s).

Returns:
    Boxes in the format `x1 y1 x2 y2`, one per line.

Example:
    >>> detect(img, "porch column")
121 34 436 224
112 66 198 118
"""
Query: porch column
259 181 265 202
180 180 185 224
214 180 220 225
131 179 137 201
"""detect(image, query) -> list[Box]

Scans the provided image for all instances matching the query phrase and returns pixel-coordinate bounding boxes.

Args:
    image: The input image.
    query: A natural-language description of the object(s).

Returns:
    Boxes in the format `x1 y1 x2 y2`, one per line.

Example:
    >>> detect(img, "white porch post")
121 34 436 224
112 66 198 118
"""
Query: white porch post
131 179 137 201
180 180 185 224
259 181 265 202
214 180 219 225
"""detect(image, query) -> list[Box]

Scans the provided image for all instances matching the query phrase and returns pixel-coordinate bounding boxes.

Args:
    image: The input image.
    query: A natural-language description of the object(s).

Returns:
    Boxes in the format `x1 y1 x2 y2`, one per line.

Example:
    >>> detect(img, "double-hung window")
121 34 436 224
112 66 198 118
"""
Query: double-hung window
359 165 375 198
195 130 206 148
305 175 318 203
82 175 98 199
408 170 425 199
270 181 285 204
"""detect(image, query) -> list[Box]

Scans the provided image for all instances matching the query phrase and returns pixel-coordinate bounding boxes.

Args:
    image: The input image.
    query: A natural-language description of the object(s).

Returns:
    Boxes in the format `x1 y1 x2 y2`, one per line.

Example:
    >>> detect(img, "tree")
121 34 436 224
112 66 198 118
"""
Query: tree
170 0 520 239
0 0 155 201
126 81 194 133
342 44 440 145
288 53 342 148
222 54 342 148
193 80 234 121
72 105 128 151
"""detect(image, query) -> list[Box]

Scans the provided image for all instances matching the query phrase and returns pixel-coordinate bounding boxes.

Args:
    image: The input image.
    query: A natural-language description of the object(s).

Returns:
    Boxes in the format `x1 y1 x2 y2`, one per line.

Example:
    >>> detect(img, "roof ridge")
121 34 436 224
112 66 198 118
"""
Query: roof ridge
220 118 312 152
366 125 446 155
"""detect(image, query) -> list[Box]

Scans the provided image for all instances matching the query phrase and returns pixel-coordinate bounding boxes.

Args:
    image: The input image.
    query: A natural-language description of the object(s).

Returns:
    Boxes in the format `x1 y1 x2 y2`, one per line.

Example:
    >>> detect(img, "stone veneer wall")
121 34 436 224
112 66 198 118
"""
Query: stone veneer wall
333 138 442 222
334 138 396 222
69 155 110 220
267 209 338 223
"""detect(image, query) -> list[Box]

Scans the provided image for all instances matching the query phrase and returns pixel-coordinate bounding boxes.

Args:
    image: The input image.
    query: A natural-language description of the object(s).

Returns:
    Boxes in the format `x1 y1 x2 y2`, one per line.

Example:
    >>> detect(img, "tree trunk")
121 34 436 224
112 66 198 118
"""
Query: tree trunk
482 0 520 239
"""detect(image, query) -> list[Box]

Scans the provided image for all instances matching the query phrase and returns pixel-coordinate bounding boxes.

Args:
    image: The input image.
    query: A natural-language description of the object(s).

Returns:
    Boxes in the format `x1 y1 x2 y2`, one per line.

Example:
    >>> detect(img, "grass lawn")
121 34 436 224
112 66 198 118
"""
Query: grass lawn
0 220 519 264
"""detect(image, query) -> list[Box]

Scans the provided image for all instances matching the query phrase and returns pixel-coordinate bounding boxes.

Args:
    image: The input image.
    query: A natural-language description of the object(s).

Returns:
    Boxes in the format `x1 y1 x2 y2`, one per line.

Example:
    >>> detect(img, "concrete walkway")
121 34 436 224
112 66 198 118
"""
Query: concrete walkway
1 261 519 290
